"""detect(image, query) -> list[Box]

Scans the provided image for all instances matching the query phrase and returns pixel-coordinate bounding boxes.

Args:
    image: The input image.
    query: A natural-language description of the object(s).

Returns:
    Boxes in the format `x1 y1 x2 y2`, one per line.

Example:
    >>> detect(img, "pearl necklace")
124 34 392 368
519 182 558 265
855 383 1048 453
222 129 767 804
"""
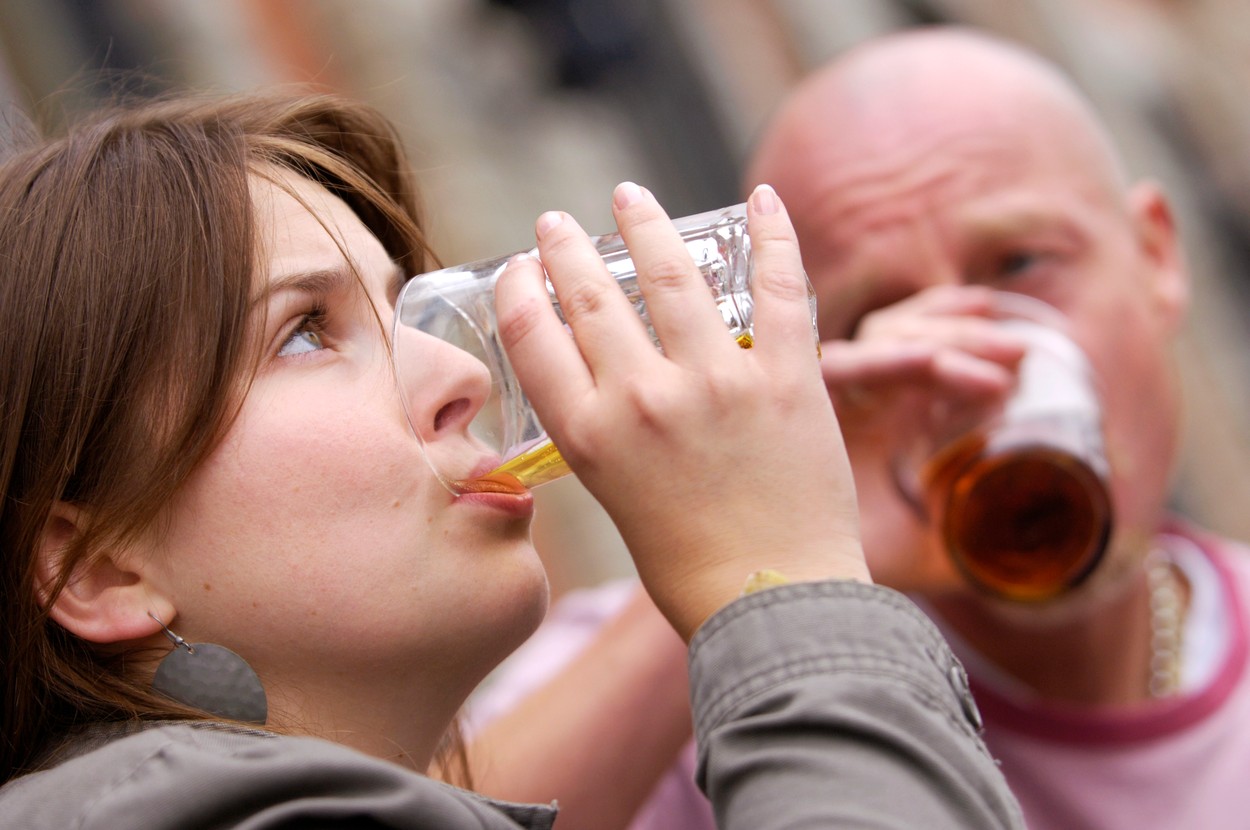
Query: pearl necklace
1145 549 1186 698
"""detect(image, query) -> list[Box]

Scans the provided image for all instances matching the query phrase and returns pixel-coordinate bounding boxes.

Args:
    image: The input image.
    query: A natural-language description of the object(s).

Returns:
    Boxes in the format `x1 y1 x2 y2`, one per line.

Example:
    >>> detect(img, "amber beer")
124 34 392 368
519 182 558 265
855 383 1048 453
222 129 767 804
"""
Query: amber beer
455 439 567 495
922 413 1111 601
915 299 1113 601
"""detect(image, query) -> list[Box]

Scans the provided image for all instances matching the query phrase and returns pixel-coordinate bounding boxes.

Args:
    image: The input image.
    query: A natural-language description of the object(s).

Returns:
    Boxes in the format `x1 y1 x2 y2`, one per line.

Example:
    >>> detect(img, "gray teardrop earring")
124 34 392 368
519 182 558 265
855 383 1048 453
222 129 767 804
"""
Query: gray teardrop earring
148 612 268 725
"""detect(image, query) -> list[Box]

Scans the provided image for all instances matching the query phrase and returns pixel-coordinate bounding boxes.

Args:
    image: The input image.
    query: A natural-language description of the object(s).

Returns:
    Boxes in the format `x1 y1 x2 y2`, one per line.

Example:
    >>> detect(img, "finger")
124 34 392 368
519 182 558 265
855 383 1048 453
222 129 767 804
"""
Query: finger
822 339 1016 412
825 338 1018 394
931 348 1019 397
821 340 937 389
494 251 595 422
741 184 819 370
610 182 731 363
883 283 1000 318
532 209 655 379
861 312 1028 367
943 325 1028 366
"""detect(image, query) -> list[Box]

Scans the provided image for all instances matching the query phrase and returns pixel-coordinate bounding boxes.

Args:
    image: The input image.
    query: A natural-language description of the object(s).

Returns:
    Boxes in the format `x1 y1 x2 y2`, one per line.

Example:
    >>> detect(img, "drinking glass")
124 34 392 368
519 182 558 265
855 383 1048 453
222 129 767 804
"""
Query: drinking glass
896 292 1113 601
393 203 816 495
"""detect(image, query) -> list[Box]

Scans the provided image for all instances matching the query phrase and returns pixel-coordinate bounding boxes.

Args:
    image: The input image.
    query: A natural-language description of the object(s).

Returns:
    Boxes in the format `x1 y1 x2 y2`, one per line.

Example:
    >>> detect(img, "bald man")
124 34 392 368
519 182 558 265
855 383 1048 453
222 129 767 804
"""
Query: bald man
735 26 1250 828
467 26 1250 830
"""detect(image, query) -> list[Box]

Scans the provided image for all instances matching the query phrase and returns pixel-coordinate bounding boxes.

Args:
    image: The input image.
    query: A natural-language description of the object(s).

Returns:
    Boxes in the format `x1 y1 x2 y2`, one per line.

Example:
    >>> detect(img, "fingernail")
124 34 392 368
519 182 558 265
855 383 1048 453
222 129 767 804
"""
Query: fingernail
536 211 564 239
752 184 779 215
613 181 644 210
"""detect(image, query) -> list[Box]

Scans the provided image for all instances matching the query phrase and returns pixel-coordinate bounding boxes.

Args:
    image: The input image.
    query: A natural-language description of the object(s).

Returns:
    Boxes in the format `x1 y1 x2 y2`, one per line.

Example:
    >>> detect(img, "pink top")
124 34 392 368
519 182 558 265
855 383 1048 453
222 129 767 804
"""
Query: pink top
960 521 1250 830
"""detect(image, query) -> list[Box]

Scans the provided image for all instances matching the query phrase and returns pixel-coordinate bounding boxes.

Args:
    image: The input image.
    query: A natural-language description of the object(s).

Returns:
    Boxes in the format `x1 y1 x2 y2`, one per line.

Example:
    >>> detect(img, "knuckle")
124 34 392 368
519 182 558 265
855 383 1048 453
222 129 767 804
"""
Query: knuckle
619 373 681 431
551 424 593 466
643 254 698 293
558 280 610 321
749 220 795 245
684 365 747 418
495 295 548 348
752 263 811 303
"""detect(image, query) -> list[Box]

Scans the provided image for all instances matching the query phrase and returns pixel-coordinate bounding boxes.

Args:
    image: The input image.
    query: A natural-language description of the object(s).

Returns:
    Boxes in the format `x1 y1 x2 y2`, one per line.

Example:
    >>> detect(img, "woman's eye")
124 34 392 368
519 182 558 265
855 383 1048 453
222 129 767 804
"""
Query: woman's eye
278 315 327 357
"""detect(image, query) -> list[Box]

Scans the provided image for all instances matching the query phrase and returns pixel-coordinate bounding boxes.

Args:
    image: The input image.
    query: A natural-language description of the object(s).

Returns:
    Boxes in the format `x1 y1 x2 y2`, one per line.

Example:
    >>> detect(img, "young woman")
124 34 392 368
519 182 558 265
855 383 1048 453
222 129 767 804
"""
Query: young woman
0 92 1022 828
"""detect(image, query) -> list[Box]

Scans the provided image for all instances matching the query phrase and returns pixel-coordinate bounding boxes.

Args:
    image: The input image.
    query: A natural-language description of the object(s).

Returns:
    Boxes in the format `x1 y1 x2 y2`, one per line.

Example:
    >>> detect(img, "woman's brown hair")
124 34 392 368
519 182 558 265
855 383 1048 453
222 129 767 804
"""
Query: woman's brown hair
0 91 444 782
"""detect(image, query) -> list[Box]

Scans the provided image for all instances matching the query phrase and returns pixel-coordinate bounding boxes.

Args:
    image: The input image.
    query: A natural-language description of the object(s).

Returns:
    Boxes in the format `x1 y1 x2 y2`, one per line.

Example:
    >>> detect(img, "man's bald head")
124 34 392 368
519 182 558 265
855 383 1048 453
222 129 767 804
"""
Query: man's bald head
744 27 1128 250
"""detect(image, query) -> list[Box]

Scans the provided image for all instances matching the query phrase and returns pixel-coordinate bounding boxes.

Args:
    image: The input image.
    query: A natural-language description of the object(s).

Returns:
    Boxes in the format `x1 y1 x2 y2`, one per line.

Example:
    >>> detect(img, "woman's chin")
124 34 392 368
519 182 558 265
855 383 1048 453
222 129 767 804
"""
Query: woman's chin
512 556 552 640
478 553 551 662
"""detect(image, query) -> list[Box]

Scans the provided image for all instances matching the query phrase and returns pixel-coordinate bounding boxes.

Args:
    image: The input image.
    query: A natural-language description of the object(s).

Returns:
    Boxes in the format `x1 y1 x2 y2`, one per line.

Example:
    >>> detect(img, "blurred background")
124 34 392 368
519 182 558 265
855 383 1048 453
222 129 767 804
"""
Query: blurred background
4 0 1250 596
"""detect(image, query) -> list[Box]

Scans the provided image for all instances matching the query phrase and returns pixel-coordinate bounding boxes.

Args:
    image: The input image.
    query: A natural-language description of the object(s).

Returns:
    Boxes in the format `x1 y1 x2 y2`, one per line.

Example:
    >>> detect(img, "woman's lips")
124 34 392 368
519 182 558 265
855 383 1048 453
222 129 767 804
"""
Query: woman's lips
448 455 534 517
453 485 535 519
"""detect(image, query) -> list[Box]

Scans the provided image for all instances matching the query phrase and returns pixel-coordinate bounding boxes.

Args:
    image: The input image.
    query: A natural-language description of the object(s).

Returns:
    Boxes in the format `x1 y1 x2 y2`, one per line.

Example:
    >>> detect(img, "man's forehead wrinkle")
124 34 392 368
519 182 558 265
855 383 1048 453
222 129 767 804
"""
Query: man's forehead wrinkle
795 131 1016 258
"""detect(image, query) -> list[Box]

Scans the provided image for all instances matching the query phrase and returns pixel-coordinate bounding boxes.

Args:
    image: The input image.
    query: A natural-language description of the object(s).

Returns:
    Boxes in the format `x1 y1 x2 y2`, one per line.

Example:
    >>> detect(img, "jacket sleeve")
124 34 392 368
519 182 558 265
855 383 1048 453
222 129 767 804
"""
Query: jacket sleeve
689 580 1025 830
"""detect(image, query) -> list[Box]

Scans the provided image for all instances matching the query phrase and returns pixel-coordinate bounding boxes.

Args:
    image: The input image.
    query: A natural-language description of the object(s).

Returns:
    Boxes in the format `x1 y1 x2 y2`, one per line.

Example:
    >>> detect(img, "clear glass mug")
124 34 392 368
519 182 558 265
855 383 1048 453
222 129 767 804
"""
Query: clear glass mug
894 292 1113 601
392 203 817 495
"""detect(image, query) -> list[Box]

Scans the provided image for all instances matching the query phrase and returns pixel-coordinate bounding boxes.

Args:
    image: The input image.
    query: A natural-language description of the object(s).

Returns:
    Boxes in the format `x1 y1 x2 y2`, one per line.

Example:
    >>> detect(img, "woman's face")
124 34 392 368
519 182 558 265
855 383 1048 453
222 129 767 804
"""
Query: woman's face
139 169 548 726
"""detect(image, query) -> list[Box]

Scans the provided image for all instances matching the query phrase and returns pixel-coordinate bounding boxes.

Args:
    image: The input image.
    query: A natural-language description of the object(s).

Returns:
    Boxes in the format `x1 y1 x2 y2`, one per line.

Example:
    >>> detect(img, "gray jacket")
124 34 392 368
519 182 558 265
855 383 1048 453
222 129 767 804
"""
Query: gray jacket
0 581 1023 828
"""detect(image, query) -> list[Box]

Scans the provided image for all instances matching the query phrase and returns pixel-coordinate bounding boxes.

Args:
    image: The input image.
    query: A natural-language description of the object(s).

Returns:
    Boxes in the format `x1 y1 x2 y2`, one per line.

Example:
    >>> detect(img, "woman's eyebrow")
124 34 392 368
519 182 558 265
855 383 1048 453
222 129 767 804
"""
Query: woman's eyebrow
252 266 354 308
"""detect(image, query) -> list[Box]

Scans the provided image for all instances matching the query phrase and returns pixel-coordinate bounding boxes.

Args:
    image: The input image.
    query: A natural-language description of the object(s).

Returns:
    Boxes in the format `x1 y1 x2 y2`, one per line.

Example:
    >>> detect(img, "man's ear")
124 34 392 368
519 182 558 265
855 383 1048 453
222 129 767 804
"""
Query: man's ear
37 502 171 644
1127 180 1190 332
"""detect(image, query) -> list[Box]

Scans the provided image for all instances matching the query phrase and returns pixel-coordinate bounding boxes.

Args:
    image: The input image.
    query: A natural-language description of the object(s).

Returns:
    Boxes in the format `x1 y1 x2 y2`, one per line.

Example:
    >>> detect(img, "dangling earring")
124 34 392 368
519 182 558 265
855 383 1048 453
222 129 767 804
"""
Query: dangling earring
148 612 268 725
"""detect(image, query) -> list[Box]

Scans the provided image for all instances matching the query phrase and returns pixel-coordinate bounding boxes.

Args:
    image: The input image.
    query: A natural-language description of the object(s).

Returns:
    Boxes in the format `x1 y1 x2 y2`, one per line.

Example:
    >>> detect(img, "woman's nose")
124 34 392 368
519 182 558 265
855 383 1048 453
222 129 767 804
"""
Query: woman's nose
392 322 493 443
393 321 499 487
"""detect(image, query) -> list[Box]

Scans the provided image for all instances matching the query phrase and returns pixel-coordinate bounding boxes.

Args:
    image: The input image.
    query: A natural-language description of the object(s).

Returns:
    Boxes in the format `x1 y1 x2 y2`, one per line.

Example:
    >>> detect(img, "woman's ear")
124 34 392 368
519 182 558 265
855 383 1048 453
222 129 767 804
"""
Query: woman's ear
36 502 171 644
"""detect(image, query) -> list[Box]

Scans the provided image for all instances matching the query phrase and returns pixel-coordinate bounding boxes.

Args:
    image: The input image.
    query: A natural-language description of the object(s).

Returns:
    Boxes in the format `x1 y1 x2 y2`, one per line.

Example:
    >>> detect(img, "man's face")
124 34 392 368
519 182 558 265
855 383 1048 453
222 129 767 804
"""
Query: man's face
772 87 1188 604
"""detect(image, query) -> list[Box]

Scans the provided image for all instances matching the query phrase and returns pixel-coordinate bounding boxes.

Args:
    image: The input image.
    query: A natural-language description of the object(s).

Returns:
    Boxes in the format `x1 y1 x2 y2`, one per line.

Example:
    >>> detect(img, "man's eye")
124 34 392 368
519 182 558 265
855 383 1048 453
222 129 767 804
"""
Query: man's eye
998 251 1044 277
278 315 326 357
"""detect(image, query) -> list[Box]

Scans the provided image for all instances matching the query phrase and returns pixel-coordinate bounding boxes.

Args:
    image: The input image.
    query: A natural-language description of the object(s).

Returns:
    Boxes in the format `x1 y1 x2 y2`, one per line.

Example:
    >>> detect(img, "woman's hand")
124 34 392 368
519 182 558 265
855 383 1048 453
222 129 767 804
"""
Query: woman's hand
495 183 869 642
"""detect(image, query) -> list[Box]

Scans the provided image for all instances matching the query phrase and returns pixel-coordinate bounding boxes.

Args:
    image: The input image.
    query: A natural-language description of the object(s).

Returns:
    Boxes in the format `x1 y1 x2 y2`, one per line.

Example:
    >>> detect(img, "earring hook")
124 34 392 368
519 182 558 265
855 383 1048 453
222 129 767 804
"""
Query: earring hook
147 611 196 655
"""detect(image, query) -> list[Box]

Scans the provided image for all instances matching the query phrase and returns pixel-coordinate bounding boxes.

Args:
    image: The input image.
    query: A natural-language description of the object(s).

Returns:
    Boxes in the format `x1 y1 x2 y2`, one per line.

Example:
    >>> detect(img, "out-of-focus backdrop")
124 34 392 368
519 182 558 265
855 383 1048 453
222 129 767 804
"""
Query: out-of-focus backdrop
6 0 1250 597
